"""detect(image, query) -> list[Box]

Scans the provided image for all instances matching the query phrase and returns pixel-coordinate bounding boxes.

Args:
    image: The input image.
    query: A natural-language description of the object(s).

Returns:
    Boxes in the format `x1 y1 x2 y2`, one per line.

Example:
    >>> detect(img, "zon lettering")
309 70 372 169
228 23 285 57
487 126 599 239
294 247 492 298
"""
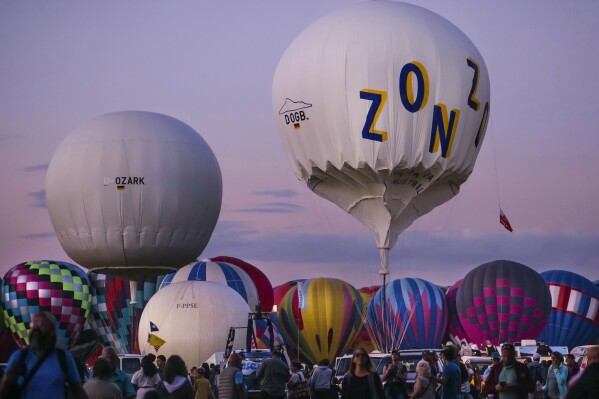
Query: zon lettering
284 111 307 125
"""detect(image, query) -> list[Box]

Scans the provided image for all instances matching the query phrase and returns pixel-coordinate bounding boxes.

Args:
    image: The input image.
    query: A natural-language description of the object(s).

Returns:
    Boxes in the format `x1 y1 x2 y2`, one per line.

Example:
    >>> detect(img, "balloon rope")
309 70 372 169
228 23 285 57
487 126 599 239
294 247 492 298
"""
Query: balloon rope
397 302 418 348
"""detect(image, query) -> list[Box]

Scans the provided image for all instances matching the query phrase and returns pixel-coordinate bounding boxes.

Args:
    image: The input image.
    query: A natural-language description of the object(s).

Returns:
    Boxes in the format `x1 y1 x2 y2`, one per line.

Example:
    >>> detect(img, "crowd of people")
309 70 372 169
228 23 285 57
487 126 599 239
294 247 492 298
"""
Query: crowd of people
1 311 597 399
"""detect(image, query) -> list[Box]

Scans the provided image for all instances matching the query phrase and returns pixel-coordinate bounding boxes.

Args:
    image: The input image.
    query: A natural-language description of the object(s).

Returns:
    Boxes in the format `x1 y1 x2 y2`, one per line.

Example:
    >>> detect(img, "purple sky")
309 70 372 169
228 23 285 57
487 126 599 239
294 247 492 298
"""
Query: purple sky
1 1 598 289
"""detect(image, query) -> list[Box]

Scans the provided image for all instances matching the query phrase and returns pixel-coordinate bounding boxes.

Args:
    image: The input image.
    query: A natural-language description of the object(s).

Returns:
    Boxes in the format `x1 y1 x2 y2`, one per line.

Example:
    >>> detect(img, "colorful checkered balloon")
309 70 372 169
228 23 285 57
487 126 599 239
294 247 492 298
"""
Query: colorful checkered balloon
1 260 92 349
456 260 552 346
88 272 163 353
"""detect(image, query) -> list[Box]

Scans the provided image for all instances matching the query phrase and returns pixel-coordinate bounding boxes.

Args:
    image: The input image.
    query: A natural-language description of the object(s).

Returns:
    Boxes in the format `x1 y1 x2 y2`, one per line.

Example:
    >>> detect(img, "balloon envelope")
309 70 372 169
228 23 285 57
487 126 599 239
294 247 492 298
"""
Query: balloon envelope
138 281 250 368
445 279 470 345
367 278 447 350
352 286 380 353
210 256 274 313
277 277 363 364
1 260 92 349
272 1 490 274
46 111 222 280
539 270 599 348
88 272 164 353
456 260 551 346
159 258 272 313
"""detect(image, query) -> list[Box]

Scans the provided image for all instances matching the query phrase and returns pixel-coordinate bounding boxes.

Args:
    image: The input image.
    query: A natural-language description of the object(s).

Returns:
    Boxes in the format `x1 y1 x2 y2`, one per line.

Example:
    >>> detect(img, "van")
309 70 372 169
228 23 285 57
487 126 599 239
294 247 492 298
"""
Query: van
335 349 443 393
570 345 599 370
118 354 144 378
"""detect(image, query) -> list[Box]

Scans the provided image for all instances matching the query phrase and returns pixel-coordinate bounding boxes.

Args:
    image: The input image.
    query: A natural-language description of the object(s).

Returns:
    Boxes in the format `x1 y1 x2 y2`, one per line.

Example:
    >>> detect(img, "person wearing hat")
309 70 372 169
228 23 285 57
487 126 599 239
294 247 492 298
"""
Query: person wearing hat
382 350 408 399
485 340 498 357
483 352 501 385
528 353 545 398
485 343 534 399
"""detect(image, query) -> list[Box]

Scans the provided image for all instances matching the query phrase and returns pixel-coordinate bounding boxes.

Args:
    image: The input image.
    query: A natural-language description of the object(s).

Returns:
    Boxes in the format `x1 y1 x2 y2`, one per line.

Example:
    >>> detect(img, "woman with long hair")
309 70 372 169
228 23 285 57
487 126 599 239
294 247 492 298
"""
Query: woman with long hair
543 351 568 399
410 360 435 399
131 354 161 399
157 355 194 399
341 348 383 399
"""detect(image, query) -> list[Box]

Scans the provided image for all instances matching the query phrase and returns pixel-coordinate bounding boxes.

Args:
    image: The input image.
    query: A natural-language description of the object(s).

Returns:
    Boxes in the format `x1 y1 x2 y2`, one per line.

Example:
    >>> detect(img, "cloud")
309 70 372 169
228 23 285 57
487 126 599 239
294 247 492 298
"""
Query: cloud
278 98 312 114
23 164 48 172
201 226 599 286
27 189 46 208
236 201 303 214
253 189 298 198
21 232 56 239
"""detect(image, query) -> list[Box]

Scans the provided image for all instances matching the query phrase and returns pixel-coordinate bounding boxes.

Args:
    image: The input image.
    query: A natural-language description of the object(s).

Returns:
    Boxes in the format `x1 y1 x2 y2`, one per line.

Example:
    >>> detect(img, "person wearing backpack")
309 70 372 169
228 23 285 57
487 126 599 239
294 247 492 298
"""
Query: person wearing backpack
0 311 88 399
287 362 309 399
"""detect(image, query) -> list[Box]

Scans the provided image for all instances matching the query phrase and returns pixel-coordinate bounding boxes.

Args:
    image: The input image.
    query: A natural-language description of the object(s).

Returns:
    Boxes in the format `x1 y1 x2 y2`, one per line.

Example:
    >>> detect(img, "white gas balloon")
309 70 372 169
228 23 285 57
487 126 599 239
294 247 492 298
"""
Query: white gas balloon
137 281 250 367
46 111 222 280
272 1 490 275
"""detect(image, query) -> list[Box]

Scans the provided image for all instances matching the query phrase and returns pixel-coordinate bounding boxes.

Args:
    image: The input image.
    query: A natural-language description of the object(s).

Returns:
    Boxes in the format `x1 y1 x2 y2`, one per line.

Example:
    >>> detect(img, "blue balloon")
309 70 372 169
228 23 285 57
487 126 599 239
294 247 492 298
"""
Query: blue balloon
366 278 447 350
539 270 599 348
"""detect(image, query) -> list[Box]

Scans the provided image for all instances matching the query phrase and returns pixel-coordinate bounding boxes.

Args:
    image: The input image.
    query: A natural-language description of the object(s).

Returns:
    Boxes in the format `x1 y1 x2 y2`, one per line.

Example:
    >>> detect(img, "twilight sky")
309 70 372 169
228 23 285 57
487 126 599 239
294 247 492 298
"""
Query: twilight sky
1 0 598 289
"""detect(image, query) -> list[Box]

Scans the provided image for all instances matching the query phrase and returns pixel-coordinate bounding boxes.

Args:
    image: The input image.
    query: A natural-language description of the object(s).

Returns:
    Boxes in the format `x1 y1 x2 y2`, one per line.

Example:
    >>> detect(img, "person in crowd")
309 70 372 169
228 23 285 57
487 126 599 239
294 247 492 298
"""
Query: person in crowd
156 355 167 378
542 351 568 399
102 346 136 399
83 357 123 399
485 340 498 357
471 365 483 399
460 360 474 399
460 342 473 357
157 355 193 399
536 341 553 357
482 352 501 386
382 350 408 399
563 354 579 383
131 354 161 399
256 349 289 399
308 358 332 399
527 353 545 398
193 367 215 399
340 348 383 399
566 346 599 398
421 351 440 378
410 360 435 399
435 348 461 399
190 367 198 384
485 343 533 399
0 311 88 399
208 364 217 389
217 353 245 399
286 361 308 398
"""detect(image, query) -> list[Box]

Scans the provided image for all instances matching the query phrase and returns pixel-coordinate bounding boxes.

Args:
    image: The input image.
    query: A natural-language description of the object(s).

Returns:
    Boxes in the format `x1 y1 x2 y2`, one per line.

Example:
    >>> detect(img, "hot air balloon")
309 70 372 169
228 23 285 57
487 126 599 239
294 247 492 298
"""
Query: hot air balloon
539 270 599 348
352 286 380 353
88 272 163 353
46 111 222 281
456 260 551 346
366 278 447 351
252 318 285 350
211 256 274 312
159 257 273 313
271 281 305 356
277 277 363 364
272 1 490 277
445 279 470 345
0 261 92 349
137 281 250 369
